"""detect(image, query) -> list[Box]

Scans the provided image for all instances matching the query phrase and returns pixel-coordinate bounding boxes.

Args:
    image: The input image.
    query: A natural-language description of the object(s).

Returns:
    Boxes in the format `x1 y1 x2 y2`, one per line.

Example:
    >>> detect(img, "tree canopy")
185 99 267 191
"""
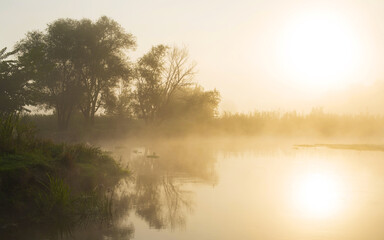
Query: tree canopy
16 16 135 129
133 45 196 124
3 16 220 130
0 47 31 113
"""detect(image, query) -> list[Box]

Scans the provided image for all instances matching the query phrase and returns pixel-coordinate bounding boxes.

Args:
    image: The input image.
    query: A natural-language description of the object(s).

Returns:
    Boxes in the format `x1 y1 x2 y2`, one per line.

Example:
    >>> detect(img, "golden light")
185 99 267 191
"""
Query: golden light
292 173 343 218
278 11 363 92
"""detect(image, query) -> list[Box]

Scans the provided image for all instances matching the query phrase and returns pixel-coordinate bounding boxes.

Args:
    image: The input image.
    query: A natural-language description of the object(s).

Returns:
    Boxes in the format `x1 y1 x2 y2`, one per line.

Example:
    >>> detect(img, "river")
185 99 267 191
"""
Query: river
68 137 384 240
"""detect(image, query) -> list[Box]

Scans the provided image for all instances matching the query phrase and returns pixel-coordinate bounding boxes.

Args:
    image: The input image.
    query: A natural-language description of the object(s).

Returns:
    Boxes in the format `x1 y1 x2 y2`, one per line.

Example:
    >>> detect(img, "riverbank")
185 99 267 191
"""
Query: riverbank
0 114 129 239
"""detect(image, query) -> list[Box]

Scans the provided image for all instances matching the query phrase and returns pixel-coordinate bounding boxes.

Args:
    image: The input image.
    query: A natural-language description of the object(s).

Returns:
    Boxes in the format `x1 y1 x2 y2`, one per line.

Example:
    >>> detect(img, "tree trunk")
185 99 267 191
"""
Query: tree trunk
56 104 73 131
82 109 95 126
57 110 70 130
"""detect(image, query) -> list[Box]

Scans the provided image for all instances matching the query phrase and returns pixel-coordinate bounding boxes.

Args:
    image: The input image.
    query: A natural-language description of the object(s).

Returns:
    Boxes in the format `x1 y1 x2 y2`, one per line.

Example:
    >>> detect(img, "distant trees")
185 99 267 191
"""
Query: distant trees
105 44 219 125
167 86 221 122
3 16 220 130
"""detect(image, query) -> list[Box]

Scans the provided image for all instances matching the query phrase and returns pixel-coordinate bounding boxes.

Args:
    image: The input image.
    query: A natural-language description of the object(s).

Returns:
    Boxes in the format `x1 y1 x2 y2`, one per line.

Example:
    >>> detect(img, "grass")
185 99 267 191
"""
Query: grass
214 110 384 138
0 113 129 239
295 144 384 152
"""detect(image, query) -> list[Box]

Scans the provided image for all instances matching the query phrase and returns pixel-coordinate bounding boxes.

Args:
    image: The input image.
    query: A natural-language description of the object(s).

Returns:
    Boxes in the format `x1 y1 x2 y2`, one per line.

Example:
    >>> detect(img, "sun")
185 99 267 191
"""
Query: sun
292 172 343 218
278 11 362 92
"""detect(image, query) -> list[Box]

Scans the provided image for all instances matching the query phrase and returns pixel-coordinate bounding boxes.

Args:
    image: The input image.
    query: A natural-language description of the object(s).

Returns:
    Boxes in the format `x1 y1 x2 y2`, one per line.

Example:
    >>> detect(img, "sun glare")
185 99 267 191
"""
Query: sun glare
292 173 343 218
279 11 362 92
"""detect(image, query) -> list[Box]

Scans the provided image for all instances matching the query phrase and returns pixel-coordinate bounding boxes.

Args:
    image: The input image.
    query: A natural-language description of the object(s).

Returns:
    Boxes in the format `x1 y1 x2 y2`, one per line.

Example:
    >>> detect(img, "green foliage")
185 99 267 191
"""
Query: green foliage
0 114 128 238
0 113 35 152
74 16 136 125
33 174 116 238
35 175 74 237
16 27 81 130
0 47 31 113
15 16 136 129
5 17 221 131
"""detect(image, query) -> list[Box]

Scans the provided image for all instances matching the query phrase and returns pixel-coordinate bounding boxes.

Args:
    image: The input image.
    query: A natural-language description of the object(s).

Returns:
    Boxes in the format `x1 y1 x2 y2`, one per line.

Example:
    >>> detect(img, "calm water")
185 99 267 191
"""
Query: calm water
73 138 384 240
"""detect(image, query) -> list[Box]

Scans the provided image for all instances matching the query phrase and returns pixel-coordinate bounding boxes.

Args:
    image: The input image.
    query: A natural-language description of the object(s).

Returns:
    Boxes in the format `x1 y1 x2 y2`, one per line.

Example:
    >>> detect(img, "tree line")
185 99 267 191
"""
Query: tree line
0 16 220 130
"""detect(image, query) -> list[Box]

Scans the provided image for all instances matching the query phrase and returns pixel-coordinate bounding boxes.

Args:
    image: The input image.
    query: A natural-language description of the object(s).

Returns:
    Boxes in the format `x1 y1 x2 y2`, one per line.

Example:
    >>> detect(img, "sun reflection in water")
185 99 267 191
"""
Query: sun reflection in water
292 172 343 218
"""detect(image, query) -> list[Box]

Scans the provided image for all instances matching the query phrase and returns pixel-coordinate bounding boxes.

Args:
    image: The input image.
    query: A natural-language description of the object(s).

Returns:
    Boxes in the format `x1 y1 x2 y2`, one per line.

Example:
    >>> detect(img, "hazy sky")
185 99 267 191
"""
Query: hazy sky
2 0 384 113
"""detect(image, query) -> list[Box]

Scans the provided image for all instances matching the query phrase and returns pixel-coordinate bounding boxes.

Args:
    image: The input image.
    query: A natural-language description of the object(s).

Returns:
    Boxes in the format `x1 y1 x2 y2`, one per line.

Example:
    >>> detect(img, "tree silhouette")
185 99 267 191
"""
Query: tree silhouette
74 16 135 125
16 16 135 129
16 23 81 130
0 47 31 113
133 45 195 124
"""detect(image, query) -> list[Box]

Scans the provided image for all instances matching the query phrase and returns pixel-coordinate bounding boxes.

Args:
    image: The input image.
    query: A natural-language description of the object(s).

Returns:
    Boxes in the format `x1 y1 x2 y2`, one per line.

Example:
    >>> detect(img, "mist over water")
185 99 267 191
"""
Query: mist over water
60 137 384 240
2 1 384 239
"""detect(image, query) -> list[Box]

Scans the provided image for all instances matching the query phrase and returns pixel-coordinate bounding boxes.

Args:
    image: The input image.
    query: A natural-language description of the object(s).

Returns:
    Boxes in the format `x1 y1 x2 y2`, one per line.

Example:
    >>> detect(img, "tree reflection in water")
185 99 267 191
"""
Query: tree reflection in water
127 142 218 230
68 141 218 239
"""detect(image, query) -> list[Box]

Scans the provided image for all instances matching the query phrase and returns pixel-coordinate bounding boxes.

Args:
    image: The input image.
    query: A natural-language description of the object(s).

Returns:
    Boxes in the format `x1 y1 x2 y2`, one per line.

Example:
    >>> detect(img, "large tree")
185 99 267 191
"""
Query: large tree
16 22 81 130
74 17 135 125
16 16 135 129
133 45 196 124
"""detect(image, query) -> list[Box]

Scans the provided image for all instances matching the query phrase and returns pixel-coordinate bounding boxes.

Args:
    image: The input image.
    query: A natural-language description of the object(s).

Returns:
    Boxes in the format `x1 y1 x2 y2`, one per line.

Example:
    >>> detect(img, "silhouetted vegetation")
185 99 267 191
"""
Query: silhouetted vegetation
3 16 383 140
14 16 135 130
0 48 32 113
0 16 219 134
0 113 128 239
21 108 384 142
133 45 197 124
3 15 384 238
211 108 384 139
296 144 384 151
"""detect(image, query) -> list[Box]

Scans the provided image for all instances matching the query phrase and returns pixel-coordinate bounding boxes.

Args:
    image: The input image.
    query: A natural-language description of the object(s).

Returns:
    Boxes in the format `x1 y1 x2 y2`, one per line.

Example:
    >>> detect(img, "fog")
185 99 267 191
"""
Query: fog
2 0 384 239
2 0 384 113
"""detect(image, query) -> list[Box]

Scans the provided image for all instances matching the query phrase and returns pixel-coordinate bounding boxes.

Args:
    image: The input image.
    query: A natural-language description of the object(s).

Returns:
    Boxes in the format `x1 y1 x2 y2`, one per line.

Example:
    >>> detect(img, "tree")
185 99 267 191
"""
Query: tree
133 45 196 124
0 47 31 113
16 16 135 129
16 22 82 130
103 79 134 119
160 85 221 124
74 17 135 125
173 86 220 121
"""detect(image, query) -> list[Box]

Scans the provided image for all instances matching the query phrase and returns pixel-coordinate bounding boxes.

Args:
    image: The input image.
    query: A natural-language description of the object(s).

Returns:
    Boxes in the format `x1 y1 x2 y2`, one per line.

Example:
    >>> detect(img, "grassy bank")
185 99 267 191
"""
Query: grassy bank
295 144 384 151
0 114 129 239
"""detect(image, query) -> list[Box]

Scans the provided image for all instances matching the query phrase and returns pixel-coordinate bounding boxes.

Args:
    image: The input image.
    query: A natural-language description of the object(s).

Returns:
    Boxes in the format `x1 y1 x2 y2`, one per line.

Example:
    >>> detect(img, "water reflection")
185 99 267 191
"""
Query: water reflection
291 172 344 218
133 174 193 229
66 224 134 240
67 140 219 239
119 141 219 230
21 139 384 239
